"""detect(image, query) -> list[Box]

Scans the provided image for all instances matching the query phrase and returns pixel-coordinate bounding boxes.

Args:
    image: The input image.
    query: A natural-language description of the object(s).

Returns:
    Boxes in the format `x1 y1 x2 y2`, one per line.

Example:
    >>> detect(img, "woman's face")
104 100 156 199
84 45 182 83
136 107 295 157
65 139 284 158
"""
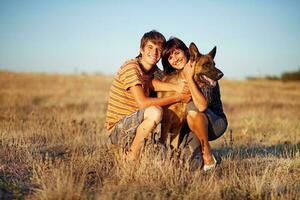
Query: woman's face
168 48 188 70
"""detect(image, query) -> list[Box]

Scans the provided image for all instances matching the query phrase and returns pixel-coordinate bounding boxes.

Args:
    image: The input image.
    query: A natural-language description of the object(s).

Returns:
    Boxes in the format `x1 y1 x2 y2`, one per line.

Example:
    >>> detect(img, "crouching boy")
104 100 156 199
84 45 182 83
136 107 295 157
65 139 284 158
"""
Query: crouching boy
104 30 191 161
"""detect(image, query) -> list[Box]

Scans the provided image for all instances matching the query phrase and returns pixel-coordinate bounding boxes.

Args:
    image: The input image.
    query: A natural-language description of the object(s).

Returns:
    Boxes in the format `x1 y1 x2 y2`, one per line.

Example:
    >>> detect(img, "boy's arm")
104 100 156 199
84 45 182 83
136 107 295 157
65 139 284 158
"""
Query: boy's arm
130 85 191 109
151 79 189 93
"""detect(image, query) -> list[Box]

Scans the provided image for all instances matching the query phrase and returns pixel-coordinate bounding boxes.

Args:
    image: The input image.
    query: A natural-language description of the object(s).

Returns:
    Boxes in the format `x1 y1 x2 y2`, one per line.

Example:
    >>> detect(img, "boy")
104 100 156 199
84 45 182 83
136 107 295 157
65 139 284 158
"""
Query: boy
104 30 191 160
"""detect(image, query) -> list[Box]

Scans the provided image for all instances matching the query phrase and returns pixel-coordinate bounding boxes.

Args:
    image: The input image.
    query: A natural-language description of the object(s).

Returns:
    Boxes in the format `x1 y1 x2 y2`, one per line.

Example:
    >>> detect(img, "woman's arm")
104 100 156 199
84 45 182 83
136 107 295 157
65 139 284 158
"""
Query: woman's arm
183 62 207 112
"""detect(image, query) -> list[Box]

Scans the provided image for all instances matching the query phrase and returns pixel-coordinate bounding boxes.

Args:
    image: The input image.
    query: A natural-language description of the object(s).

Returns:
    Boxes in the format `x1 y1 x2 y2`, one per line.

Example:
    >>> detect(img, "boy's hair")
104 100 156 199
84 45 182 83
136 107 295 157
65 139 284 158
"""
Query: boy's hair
162 37 190 75
137 30 166 57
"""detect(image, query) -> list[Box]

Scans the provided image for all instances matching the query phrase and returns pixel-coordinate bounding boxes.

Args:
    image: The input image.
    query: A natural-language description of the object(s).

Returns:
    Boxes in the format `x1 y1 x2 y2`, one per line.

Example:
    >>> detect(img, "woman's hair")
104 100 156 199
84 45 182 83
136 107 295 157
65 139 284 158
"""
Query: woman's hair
162 37 190 75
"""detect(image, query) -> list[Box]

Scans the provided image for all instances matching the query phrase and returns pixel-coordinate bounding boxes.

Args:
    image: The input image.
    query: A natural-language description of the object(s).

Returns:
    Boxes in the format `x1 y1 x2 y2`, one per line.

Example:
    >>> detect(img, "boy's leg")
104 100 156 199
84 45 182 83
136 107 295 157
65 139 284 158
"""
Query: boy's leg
128 106 163 160
109 109 145 155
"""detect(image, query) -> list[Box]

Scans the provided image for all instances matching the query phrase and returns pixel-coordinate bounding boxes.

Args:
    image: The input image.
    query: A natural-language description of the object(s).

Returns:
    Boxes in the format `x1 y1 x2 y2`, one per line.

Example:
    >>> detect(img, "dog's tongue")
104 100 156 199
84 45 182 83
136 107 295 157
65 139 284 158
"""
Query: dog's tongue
203 75 216 87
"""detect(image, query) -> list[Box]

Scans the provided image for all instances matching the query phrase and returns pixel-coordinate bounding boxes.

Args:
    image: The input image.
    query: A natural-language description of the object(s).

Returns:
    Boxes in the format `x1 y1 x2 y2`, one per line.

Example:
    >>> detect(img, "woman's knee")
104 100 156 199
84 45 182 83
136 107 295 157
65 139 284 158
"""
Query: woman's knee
144 106 163 124
187 111 208 127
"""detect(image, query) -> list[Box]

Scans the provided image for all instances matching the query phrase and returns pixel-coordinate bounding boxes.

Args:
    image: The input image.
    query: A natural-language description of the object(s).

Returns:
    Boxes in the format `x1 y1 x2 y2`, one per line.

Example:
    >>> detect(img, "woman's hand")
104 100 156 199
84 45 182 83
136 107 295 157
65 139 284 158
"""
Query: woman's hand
183 60 195 80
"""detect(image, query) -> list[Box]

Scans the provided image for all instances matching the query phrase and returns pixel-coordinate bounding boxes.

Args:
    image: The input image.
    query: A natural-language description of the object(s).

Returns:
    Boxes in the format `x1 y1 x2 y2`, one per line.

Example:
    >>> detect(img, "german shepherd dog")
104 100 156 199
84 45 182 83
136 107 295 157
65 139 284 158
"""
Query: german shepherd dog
157 43 224 149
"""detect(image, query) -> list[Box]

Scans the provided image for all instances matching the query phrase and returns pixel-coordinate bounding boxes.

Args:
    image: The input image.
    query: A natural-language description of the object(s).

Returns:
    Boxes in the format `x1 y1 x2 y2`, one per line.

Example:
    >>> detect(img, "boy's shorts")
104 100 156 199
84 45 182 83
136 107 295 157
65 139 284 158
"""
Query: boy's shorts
109 109 145 153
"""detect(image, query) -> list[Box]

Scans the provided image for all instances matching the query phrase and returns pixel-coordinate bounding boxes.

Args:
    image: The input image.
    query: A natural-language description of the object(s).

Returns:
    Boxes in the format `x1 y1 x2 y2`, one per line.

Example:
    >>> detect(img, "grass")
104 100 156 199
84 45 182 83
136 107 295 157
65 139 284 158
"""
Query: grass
0 71 299 199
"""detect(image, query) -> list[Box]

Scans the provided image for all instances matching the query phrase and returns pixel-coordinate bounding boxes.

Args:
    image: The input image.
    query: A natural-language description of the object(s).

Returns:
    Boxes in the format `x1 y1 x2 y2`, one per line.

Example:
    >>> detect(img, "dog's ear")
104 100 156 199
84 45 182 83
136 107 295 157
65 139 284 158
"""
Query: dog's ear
208 46 217 59
189 42 201 61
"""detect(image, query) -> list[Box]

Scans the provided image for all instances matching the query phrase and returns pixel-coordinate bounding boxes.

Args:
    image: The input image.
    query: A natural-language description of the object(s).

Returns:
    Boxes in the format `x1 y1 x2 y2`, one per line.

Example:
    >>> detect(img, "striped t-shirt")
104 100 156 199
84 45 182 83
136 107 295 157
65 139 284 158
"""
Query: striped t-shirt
104 58 161 132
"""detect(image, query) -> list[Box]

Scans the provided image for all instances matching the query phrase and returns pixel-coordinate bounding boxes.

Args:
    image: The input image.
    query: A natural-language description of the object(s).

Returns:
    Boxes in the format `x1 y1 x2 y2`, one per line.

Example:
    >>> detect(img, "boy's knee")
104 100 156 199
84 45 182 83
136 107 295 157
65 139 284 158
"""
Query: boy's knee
144 106 163 124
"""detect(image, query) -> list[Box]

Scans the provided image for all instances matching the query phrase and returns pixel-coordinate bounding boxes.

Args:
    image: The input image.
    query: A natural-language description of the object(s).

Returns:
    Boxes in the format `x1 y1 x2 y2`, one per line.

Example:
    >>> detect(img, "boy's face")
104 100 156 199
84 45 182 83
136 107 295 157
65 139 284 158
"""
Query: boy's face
140 40 163 67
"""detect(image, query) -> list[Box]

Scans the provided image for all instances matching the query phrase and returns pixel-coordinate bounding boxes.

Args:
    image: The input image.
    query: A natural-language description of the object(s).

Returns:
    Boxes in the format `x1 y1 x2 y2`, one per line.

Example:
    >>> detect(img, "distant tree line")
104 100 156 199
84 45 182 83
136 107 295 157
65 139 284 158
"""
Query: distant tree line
281 68 300 81
247 68 300 81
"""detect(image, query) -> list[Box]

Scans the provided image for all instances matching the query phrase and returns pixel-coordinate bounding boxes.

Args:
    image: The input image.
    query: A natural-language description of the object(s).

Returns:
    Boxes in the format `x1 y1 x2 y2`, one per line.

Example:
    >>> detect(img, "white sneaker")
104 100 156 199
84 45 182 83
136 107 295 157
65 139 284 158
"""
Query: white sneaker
203 154 217 172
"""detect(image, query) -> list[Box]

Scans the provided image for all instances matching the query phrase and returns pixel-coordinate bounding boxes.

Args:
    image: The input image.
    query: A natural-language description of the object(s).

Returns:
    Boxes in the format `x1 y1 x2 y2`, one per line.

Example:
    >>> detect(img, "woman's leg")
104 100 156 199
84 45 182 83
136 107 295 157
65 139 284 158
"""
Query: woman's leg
187 110 214 165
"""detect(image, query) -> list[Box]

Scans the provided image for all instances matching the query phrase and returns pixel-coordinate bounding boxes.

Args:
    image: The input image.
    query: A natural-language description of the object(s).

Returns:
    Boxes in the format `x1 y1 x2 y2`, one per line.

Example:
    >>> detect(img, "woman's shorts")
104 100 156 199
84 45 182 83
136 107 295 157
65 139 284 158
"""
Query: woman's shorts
187 101 228 141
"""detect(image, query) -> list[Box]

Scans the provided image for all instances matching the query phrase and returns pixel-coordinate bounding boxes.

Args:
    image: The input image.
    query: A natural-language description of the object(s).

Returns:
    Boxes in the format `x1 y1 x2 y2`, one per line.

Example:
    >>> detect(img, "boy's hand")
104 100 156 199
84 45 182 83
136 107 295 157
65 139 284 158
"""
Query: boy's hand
175 81 190 94
179 93 192 103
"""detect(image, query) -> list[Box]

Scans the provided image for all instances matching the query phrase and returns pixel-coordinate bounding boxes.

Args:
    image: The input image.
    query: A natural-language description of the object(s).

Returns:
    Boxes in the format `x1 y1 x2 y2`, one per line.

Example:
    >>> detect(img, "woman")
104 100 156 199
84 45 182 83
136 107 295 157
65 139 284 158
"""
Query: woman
161 37 228 171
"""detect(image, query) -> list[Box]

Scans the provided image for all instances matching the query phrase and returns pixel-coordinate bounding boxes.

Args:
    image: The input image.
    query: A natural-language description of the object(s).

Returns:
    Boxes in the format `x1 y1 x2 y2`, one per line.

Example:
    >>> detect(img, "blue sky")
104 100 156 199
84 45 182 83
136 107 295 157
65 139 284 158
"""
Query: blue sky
0 0 300 79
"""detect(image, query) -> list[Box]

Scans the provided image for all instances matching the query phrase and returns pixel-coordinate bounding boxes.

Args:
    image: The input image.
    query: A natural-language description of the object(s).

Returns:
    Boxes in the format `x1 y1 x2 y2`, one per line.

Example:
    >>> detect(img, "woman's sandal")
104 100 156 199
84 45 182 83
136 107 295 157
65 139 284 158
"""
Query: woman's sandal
203 154 217 172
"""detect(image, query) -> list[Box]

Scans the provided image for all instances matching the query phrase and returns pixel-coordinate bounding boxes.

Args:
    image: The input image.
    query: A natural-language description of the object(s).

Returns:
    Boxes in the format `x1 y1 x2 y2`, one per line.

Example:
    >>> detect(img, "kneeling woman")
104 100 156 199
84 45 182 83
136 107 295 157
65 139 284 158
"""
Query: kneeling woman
161 37 227 171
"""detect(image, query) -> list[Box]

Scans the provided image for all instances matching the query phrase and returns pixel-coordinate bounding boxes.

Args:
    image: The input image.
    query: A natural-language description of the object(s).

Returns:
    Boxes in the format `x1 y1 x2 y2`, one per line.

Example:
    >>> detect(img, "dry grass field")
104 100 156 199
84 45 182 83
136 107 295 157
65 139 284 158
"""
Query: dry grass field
0 71 299 199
